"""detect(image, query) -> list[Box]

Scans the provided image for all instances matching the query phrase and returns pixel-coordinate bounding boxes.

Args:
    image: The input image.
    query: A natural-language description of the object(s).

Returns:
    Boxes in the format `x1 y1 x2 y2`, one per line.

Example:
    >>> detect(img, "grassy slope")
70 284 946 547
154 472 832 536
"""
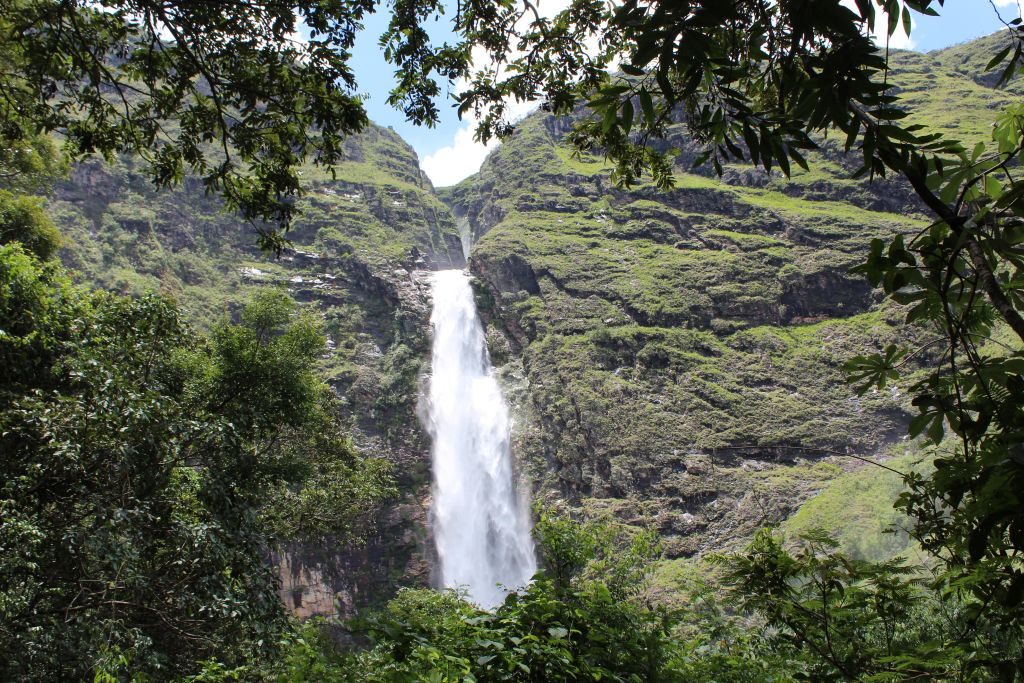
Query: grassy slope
54 123 461 327
45 31 1022 603
448 33 1017 564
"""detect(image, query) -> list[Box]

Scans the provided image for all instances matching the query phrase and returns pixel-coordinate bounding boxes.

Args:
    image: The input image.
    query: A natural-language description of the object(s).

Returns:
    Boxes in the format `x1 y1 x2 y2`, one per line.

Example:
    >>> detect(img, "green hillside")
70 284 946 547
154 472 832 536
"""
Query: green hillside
3 0 1023 672
443 37 1018 565
46 122 465 618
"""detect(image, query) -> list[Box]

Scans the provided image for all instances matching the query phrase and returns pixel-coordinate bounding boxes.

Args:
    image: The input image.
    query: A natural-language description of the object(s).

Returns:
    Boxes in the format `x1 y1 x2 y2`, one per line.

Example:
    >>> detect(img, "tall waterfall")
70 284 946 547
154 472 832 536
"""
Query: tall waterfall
424 269 536 608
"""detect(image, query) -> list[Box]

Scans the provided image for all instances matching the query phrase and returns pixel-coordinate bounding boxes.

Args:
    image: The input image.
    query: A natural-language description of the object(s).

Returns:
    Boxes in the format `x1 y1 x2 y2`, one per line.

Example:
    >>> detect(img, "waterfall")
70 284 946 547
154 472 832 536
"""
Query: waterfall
424 269 536 609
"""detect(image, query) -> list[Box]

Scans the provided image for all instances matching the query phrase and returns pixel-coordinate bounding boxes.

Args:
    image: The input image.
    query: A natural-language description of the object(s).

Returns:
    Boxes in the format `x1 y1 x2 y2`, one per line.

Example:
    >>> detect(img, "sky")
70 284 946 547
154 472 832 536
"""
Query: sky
347 0 1022 187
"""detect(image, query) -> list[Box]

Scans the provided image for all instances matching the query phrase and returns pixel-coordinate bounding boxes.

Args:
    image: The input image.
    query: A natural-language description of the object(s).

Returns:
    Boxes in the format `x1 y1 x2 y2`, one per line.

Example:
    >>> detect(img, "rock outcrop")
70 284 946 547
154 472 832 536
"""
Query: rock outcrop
443 41 1012 559
51 122 461 618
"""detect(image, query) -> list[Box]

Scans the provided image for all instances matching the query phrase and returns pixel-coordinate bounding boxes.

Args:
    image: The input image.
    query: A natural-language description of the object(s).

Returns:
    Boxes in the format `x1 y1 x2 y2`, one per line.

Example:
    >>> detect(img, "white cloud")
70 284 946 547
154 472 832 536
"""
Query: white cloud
418 36 549 186
420 94 540 187
879 25 916 50
419 0 571 185
875 6 916 50
840 0 917 49
420 123 499 187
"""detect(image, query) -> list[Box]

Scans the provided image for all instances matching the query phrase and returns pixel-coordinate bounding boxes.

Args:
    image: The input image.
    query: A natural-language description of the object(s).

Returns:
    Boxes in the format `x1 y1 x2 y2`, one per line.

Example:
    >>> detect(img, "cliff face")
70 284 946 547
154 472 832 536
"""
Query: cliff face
442 38 1015 560
51 122 463 617
445 117 920 558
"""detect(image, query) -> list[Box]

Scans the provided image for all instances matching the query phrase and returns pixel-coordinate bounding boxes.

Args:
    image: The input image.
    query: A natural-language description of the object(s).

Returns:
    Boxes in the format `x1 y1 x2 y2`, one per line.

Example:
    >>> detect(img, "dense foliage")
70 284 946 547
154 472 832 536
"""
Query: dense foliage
342 513 671 681
724 530 1021 680
0 239 393 679
0 0 466 248
3 0 1024 679
0 0 347 245
201 513 1017 682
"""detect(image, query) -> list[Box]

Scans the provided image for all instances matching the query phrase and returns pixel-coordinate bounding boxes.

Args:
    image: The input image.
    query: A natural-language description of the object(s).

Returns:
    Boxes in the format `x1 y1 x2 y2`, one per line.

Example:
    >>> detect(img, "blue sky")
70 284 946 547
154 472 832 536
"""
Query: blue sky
348 6 462 161
346 0 1021 186
911 0 1016 51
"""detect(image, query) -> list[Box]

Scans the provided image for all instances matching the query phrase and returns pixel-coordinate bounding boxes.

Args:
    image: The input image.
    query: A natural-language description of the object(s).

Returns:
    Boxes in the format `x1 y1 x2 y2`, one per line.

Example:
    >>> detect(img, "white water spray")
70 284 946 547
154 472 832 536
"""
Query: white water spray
424 269 536 609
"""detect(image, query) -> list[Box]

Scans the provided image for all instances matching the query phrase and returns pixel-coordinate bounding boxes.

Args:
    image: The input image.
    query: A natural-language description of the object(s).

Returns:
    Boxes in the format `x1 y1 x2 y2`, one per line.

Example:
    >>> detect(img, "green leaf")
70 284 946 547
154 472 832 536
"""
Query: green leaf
987 44 1012 71
790 146 806 171
939 177 962 205
639 88 655 127
971 141 985 162
621 99 634 134
602 105 617 134
905 300 932 324
985 174 1003 200
909 412 931 439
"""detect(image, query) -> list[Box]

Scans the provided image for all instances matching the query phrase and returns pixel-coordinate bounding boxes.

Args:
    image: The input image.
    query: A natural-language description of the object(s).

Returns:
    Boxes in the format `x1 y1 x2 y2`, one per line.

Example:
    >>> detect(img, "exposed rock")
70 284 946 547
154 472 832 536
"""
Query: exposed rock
50 34 1017 610
436 44 1001 561
52 122 460 620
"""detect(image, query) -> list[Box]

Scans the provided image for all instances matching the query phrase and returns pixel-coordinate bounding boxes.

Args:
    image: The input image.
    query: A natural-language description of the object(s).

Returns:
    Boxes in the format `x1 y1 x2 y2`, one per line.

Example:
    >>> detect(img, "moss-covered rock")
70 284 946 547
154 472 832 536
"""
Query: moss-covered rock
48 33 1019 607
50 122 463 618
445 35 1011 562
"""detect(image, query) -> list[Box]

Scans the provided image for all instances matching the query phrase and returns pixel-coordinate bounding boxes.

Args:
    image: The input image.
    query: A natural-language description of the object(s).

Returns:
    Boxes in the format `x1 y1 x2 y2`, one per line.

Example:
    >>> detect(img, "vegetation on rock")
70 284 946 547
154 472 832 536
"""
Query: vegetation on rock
47 121 463 621
444 0 1024 636
193 513 1020 681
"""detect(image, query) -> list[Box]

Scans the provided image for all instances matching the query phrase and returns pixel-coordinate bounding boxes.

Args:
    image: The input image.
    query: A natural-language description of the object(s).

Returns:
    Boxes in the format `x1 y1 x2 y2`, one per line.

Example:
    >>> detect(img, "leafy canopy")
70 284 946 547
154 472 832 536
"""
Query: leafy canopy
212 515 1020 682
0 0 468 249
0 243 394 680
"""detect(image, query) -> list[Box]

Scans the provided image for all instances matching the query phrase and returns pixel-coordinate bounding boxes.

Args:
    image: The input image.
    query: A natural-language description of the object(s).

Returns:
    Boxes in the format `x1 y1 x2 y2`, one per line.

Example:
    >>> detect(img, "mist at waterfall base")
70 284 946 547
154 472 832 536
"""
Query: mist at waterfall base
423 269 536 609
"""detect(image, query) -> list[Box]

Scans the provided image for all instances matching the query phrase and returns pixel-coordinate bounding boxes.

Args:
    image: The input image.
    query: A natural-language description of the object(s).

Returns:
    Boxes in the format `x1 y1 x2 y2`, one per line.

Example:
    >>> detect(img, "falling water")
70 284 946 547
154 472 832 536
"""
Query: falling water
424 269 536 609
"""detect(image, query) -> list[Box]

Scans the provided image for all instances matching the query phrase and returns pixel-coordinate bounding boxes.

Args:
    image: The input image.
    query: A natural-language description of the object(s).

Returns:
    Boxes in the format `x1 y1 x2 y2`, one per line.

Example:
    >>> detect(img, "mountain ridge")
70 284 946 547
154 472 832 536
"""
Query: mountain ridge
443 33 1016 565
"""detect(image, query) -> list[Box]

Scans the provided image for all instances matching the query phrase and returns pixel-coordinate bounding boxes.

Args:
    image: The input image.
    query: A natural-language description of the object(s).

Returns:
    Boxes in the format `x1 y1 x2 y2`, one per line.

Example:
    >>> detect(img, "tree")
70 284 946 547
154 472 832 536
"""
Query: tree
722 529 1021 680
0 133 66 196
319 510 684 682
5 0 1024 666
0 246 394 679
233 518 1019 682
0 133 66 260
0 191 62 260
0 0 470 249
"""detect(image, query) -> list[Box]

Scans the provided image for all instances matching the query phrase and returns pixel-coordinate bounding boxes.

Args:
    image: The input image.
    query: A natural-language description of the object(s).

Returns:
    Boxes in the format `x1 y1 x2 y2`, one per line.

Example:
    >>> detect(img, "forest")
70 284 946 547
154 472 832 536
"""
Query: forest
1 0 1023 680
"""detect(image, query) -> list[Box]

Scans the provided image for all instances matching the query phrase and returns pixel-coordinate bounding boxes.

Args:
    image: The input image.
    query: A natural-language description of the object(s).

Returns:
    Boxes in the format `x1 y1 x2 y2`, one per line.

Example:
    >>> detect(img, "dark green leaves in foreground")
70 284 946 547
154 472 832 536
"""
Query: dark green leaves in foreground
342 511 675 682
722 530 1022 681
0 0 419 247
234 516 1020 682
0 243 393 680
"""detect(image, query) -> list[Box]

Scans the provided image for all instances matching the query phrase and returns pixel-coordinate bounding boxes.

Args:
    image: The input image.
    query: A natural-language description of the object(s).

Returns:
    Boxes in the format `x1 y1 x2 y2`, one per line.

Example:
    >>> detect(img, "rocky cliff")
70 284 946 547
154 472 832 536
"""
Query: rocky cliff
443 36 1016 562
51 122 462 617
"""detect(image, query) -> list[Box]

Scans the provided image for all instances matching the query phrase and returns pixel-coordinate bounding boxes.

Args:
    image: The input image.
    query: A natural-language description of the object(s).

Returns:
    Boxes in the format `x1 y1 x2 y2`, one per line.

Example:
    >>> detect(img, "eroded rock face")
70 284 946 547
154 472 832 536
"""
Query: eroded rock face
51 33 1017 610
780 267 875 323
52 123 460 620
438 44 1004 560
273 498 433 620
